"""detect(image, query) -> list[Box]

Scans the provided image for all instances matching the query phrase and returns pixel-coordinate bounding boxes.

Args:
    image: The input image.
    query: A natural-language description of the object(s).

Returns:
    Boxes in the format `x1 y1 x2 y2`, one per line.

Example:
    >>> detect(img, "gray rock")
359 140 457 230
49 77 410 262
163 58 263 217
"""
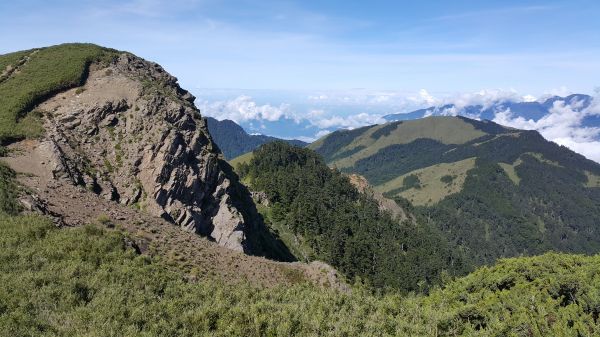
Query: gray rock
38 52 253 252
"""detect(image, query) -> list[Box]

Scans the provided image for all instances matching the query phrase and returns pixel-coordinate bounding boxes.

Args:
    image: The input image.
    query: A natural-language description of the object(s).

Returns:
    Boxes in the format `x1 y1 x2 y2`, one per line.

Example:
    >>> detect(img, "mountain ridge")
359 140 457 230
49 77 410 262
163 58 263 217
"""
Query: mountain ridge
384 94 595 126
312 116 600 266
206 116 307 159
0 43 293 259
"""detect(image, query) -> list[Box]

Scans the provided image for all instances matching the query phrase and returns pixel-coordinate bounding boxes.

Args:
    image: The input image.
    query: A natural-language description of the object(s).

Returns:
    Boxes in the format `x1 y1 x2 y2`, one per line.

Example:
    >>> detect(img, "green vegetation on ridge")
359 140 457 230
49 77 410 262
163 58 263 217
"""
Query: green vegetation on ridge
0 43 119 143
313 117 600 268
1 212 600 336
0 161 21 215
377 157 476 205
236 141 465 292
1 157 598 336
310 117 487 169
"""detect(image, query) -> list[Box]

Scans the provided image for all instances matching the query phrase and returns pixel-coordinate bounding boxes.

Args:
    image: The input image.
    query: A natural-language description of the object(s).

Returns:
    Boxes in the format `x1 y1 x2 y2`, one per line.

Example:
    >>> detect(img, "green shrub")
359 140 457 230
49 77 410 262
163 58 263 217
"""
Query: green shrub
0 161 20 215
440 174 455 184
0 213 599 336
403 173 421 190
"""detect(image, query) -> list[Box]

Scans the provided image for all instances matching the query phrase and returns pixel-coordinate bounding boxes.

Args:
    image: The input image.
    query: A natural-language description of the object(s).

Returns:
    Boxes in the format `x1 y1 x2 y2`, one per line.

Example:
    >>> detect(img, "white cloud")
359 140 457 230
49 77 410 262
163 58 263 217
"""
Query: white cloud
552 138 600 163
196 89 600 164
294 135 318 143
493 97 600 162
315 129 332 138
308 112 385 129
445 89 522 109
198 94 387 131
198 95 291 123
418 89 438 106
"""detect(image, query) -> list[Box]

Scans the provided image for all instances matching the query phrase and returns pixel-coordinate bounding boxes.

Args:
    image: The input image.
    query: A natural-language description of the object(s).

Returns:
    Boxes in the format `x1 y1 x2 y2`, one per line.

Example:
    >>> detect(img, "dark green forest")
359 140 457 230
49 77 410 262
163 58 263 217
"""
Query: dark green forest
236 141 468 292
314 118 600 268
410 155 600 265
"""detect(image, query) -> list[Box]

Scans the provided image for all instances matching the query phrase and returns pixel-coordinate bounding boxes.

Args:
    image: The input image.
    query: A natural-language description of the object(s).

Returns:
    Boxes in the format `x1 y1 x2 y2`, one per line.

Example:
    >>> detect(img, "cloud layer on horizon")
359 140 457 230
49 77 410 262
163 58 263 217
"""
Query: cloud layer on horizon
493 95 600 163
197 89 600 163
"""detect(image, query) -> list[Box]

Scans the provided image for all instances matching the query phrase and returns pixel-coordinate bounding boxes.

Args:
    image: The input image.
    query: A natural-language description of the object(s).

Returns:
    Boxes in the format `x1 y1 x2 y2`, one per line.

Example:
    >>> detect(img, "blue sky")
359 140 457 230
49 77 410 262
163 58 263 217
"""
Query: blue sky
1 0 600 92
2 0 600 162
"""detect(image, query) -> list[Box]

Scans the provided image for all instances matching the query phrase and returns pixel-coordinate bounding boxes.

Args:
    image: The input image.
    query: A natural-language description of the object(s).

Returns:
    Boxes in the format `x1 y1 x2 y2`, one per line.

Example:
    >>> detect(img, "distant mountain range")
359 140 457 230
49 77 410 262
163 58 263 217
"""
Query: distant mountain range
310 116 600 266
205 117 307 159
385 94 595 128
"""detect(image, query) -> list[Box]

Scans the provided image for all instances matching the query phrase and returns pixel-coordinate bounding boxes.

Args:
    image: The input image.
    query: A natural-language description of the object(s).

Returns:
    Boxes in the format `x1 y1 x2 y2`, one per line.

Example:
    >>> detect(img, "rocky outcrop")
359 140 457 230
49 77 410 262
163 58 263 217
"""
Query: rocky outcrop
35 53 251 252
347 174 412 222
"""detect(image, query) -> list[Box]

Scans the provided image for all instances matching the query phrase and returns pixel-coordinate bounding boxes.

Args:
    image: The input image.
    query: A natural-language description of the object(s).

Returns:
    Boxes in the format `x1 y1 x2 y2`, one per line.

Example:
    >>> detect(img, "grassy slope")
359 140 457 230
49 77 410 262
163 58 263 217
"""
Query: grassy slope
379 151 570 205
377 157 476 206
0 50 31 79
0 43 118 143
311 117 487 169
1 212 599 336
586 171 600 188
229 151 254 168
498 158 523 185
255 204 316 262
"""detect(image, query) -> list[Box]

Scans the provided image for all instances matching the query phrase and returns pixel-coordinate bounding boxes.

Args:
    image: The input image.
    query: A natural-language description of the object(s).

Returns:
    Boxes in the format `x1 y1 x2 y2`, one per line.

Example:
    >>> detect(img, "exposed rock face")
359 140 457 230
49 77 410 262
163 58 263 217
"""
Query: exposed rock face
36 53 250 251
347 174 412 222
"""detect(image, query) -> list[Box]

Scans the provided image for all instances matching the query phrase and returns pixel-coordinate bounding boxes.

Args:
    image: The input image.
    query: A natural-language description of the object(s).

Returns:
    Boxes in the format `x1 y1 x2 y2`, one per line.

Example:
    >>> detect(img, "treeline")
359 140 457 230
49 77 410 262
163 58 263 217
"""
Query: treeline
237 141 467 292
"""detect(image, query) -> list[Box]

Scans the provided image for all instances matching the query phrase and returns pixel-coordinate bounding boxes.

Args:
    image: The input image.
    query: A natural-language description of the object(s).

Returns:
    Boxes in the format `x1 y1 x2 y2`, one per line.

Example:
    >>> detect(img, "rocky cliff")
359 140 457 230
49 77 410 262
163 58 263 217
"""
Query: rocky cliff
35 53 251 251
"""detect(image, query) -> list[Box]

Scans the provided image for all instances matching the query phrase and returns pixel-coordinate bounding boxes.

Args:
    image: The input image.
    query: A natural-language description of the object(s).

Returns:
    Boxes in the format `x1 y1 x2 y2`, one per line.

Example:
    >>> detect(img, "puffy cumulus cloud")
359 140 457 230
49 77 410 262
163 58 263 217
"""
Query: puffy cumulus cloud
308 112 385 130
197 95 290 123
585 93 600 116
417 89 438 106
307 94 329 101
493 97 600 163
198 95 386 136
399 89 525 109
295 130 333 143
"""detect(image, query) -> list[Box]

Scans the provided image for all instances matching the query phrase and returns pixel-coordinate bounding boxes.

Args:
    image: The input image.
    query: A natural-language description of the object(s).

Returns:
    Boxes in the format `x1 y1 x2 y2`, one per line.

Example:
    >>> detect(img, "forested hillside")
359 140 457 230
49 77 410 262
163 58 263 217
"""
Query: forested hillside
312 116 600 265
236 142 467 291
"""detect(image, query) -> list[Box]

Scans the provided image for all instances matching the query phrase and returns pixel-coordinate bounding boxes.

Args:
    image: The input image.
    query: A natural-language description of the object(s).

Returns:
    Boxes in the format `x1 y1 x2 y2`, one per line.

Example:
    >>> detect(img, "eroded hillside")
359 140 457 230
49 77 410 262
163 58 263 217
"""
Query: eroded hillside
0 43 343 288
